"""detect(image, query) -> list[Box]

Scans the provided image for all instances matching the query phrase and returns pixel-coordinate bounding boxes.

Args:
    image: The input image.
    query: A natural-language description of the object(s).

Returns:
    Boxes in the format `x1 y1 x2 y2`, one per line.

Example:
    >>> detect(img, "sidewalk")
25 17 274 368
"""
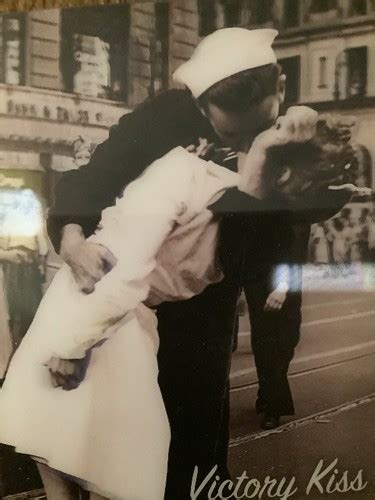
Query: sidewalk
228 399 375 500
230 352 375 439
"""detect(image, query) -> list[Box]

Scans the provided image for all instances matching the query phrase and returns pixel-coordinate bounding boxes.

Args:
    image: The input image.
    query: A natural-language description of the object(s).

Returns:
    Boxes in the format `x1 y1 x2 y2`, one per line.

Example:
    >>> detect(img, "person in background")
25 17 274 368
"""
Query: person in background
367 210 375 262
329 217 350 264
0 247 31 381
1 180 49 348
312 222 330 264
0 175 32 378
358 207 371 259
44 136 97 279
243 222 311 429
72 135 97 168
348 218 366 262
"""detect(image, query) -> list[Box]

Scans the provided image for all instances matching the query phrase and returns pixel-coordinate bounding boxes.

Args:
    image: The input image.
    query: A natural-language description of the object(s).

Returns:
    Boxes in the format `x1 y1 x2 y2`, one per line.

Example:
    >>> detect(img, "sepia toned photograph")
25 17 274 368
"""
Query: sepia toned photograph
0 1 374 499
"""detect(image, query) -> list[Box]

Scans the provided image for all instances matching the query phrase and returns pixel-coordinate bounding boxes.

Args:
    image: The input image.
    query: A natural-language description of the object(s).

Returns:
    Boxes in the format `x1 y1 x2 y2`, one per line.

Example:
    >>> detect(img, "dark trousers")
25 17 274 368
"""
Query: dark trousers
369 247 375 262
3 262 43 348
244 270 302 417
156 280 239 500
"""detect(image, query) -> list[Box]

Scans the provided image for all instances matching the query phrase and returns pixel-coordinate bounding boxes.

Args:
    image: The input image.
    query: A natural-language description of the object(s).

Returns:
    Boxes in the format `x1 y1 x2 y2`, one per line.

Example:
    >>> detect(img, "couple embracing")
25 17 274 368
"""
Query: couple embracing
0 28 353 500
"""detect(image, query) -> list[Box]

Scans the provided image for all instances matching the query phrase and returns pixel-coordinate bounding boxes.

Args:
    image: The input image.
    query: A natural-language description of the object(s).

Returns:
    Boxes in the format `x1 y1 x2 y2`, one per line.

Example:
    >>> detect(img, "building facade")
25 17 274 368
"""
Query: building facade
192 0 375 192
0 0 374 218
0 1 199 202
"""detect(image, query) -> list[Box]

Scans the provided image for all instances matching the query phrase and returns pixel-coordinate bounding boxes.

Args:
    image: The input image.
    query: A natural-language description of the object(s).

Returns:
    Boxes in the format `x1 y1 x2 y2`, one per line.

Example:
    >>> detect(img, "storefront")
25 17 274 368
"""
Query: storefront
0 83 129 194
0 84 130 283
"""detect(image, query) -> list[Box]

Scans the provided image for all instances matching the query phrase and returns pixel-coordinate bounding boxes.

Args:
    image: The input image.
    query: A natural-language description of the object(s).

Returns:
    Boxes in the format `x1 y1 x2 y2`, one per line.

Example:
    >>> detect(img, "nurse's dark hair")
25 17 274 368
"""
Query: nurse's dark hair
267 115 358 196
197 63 281 113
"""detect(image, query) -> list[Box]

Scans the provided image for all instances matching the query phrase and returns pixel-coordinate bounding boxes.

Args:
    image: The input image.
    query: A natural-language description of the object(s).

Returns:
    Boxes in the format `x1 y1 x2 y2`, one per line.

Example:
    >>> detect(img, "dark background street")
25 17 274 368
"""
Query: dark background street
228 288 375 499
2 288 375 499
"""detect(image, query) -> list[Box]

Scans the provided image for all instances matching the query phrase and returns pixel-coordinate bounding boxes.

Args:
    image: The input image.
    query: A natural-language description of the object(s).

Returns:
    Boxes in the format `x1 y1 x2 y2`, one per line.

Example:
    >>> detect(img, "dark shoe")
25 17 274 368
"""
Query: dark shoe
261 414 280 430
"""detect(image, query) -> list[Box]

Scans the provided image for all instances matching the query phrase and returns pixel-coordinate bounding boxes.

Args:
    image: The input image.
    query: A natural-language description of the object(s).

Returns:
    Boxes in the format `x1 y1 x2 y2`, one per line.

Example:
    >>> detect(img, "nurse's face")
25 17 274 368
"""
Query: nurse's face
204 95 280 153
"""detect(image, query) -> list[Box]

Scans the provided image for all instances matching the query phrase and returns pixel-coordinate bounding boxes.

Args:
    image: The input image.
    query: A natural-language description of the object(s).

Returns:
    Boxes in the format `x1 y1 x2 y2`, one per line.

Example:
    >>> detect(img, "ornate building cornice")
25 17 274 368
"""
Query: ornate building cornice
0 0 129 14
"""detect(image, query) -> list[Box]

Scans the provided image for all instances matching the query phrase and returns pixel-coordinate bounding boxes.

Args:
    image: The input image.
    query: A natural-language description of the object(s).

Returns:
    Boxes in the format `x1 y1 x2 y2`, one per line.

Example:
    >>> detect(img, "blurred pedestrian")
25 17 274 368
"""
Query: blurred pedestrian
0 180 48 348
348 220 367 262
312 222 330 264
329 217 350 264
368 211 375 261
244 223 310 430
72 135 97 168
0 248 29 379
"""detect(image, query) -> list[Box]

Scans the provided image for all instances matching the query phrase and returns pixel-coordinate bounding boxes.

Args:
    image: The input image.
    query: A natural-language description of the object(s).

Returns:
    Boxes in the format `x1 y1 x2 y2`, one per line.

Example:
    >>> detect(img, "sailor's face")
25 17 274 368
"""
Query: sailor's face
204 94 280 152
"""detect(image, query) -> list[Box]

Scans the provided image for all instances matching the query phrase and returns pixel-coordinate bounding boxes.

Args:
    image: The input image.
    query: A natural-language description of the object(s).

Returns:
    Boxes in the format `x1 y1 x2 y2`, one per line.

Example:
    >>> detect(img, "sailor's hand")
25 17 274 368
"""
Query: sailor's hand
45 356 89 391
253 106 318 153
264 289 287 312
60 225 117 294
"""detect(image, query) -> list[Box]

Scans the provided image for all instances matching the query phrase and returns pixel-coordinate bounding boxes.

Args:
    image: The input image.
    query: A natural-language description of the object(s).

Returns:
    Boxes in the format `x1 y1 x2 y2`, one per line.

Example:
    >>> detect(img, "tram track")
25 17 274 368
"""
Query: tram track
230 348 375 393
229 392 375 447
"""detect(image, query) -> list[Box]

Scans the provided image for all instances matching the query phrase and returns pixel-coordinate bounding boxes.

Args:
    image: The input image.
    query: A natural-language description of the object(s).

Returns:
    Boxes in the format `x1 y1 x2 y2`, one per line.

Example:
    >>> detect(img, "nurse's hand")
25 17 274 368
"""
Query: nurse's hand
253 106 318 152
60 224 117 294
276 106 319 143
45 356 90 391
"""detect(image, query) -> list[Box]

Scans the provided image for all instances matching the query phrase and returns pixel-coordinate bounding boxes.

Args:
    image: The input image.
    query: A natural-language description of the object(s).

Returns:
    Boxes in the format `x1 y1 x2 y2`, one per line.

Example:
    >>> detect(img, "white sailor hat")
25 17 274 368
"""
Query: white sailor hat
173 28 278 99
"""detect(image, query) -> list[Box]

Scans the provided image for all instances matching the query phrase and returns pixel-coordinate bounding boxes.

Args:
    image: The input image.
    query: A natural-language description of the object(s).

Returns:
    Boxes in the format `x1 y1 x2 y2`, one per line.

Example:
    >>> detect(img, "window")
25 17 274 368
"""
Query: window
278 56 300 103
220 0 274 27
351 144 372 190
198 0 217 36
349 0 367 16
346 46 367 97
254 0 274 23
0 13 26 85
334 46 367 99
221 0 242 27
318 56 327 88
61 5 130 101
310 0 337 13
284 0 300 27
238 0 253 25
228 0 253 26
152 3 170 93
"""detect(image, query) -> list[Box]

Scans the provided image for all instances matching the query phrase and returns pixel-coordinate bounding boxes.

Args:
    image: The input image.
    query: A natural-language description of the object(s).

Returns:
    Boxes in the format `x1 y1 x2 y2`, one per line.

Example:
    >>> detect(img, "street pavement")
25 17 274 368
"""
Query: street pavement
2 288 375 499
228 400 375 499
228 289 375 499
